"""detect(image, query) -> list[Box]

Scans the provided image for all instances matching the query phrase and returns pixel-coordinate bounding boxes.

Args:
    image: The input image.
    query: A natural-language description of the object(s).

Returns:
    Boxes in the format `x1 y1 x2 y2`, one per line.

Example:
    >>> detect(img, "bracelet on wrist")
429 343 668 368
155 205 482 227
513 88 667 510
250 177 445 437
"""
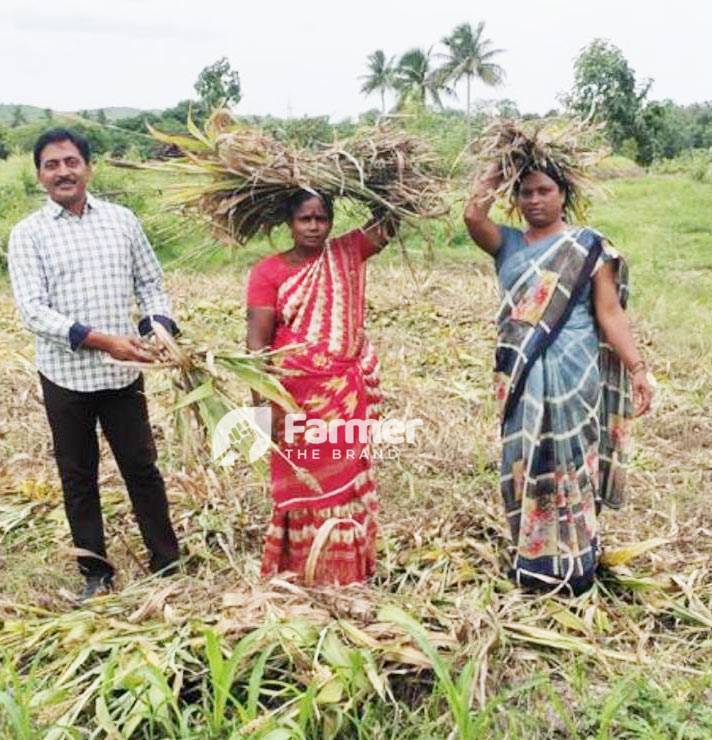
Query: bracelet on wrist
629 360 646 375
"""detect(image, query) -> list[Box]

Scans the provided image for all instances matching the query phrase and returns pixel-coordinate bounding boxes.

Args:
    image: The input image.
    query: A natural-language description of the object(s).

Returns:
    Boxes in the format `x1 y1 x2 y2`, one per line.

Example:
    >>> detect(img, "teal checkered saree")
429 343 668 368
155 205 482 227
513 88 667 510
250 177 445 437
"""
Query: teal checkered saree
493 226 633 594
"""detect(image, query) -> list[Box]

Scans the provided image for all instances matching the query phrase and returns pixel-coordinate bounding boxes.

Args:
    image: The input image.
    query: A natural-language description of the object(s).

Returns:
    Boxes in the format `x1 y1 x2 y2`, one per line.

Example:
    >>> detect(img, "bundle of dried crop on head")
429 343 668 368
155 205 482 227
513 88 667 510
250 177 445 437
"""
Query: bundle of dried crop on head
140 109 449 243
470 117 609 222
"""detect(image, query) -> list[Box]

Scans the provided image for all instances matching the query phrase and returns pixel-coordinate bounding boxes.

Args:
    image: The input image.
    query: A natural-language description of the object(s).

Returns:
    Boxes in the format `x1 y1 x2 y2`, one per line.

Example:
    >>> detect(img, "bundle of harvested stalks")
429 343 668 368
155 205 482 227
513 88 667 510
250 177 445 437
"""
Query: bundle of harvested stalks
126 110 449 243
110 321 300 469
469 117 608 222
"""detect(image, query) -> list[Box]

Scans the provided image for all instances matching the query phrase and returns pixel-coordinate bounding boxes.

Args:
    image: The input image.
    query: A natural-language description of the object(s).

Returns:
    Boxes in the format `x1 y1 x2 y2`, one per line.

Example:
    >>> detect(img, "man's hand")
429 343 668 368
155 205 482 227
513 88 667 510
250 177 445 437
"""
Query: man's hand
84 331 156 363
107 336 156 363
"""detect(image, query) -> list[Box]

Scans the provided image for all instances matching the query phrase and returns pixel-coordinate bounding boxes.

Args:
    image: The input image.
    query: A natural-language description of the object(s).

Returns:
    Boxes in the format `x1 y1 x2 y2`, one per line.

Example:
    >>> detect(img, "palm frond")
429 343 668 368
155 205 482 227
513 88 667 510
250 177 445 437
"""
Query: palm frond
438 21 505 90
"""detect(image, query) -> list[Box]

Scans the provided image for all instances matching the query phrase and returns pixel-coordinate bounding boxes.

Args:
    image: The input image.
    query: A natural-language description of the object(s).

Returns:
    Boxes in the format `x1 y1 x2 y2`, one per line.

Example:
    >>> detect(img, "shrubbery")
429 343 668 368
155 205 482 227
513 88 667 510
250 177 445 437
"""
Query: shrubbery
650 149 712 182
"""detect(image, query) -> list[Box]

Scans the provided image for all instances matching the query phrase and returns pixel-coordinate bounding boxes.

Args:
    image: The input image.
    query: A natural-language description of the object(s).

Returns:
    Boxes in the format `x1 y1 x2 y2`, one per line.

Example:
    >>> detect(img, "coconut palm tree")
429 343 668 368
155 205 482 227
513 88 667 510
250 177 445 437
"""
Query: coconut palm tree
393 47 450 110
439 21 505 138
359 50 396 113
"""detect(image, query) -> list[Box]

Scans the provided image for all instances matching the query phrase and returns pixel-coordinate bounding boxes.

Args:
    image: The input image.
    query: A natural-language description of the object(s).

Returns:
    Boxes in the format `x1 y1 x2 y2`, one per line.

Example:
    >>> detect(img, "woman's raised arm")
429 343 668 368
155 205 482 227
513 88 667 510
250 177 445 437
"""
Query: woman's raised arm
360 210 400 257
464 164 504 256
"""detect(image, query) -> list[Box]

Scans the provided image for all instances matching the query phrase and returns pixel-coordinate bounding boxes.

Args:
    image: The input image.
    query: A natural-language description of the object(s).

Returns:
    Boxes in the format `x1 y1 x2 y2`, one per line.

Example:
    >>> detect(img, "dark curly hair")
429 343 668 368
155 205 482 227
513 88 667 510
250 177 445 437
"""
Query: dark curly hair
284 189 334 223
512 161 574 217
33 128 91 170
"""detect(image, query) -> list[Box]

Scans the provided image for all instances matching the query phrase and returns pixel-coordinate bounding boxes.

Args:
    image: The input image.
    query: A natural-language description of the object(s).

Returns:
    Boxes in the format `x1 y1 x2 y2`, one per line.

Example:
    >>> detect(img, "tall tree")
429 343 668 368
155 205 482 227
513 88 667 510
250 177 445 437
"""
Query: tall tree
11 106 26 128
438 21 505 139
567 39 650 150
393 48 448 109
194 57 242 112
96 109 108 125
359 50 395 113
44 108 53 122
495 98 520 119
635 100 690 165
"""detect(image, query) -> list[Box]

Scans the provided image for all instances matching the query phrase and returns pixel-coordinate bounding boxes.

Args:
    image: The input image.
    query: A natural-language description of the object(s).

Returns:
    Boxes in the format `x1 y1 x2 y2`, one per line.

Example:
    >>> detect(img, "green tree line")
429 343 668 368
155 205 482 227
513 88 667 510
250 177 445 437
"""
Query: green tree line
1 37 711 167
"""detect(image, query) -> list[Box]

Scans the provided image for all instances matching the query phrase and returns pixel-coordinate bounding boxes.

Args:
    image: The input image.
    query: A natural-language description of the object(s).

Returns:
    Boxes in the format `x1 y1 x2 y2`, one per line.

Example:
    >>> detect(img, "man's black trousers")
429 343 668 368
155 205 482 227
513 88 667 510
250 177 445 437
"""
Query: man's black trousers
40 373 179 578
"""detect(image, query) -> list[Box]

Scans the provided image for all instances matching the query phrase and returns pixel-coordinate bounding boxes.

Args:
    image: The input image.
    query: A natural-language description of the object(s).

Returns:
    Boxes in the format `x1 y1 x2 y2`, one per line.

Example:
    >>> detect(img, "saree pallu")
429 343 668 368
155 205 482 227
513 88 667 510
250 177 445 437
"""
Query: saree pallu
261 234 382 585
495 227 632 593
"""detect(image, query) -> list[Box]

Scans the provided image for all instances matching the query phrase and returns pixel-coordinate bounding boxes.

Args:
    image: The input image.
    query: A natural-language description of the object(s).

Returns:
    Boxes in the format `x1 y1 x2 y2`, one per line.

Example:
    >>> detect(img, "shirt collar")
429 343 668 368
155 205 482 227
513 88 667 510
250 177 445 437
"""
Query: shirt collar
45 192 99 219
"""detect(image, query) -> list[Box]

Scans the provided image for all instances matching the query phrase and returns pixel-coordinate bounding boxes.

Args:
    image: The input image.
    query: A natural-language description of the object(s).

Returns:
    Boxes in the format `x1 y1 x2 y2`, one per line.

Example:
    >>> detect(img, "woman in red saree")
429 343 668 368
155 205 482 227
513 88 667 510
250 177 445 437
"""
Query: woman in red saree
246 191 392 585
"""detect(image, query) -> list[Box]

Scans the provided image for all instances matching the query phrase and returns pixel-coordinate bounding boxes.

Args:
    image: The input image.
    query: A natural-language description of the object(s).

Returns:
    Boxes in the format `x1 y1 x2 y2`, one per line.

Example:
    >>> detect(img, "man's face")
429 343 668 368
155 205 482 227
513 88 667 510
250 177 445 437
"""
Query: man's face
37 140 91 211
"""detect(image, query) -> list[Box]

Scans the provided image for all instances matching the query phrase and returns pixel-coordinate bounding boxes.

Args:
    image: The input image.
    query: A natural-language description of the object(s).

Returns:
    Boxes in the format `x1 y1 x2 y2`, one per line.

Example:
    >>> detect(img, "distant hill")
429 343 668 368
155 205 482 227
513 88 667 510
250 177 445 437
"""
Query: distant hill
0 104 161 125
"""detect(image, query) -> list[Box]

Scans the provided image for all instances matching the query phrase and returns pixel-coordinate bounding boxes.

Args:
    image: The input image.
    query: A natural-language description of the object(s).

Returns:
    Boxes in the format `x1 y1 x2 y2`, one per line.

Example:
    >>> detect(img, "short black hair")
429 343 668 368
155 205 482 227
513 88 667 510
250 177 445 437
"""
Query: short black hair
33 128 91 170
284 189 334 223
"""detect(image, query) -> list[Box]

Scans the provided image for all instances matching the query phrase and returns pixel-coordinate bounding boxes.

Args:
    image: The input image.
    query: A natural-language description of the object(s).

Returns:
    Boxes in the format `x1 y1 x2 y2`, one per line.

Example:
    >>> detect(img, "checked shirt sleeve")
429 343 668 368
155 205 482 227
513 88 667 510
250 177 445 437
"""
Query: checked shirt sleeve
8 225 77 352
130 216 172 320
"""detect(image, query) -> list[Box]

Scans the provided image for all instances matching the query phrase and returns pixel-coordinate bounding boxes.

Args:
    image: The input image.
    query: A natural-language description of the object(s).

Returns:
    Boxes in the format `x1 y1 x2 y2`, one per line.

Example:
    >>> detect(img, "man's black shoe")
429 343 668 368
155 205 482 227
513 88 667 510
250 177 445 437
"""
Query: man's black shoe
151 556 180 578
79 575 113 602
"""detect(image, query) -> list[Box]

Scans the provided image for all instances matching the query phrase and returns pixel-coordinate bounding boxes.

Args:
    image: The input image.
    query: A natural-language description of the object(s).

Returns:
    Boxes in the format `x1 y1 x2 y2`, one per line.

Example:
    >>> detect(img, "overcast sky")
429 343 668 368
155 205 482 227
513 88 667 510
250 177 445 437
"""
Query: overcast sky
0 0 707 119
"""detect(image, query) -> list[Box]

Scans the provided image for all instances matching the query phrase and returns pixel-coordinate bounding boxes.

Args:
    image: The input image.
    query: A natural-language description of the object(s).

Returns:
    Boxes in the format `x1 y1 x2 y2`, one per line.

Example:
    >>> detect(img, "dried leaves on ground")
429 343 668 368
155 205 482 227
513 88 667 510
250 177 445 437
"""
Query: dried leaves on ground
0 259 710 737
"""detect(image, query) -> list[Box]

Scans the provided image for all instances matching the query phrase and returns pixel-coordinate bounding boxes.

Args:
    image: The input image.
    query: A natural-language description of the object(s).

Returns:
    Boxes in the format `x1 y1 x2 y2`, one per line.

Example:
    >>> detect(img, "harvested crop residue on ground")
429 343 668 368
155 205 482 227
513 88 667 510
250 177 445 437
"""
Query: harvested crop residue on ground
1 250 711 737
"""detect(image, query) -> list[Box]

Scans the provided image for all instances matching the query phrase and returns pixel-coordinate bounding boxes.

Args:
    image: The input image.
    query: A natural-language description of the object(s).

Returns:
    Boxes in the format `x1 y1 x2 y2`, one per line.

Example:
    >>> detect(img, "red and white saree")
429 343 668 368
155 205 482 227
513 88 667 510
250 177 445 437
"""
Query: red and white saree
247 230 382 585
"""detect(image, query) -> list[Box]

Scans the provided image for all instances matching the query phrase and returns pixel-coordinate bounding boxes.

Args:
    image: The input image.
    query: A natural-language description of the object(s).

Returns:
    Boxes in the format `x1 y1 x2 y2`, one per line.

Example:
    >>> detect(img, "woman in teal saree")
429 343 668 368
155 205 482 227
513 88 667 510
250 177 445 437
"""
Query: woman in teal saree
464 165 652 595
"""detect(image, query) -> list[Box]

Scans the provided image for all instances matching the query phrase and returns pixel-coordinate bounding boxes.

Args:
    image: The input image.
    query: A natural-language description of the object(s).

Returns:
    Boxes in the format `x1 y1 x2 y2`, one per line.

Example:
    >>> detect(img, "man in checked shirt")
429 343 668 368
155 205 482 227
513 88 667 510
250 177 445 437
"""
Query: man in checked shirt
8 128 180 601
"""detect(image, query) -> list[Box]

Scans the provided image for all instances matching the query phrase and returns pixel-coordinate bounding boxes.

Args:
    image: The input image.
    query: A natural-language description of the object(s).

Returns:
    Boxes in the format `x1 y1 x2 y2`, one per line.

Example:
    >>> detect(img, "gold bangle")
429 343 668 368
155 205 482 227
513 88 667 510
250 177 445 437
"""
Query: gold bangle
629 360 646 375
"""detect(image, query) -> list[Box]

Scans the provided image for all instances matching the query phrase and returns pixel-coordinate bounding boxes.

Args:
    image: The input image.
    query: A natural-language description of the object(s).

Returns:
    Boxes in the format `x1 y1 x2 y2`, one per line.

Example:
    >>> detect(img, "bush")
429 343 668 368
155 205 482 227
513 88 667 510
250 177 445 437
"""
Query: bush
649 149 712 182
0 155 45 268
593 154 644 179
0 127 9 160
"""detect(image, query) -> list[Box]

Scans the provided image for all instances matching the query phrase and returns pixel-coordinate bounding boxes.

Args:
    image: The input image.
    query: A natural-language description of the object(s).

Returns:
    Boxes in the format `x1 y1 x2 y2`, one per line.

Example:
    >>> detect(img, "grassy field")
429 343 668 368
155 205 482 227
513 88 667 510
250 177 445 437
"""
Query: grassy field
0 157 711 738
